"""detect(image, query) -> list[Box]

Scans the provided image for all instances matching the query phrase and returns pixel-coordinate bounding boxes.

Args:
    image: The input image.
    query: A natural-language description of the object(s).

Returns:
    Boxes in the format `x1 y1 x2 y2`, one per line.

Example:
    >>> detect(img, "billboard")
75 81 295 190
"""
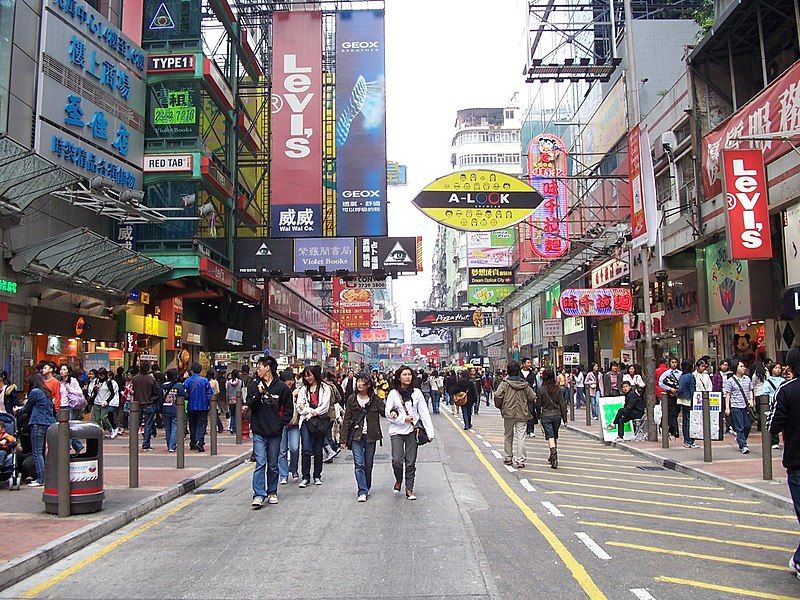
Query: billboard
468 284 516 305
233 238 294 277
558 288 634 317
335 11 387 237
142 0 201 44
415 310 489 328
356 236 419 273
467 228 516 267
333 277 372 329
293 238 355 272
270 11 323 237
525 134 569 258
721 149 772 260
146 81 200 138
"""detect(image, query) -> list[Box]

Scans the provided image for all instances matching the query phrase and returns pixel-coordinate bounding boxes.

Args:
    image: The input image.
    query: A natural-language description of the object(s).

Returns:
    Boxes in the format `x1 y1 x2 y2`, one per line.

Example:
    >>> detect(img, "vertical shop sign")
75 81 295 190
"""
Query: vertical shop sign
335 11 387 237
270 11 323 237
721 149 773 260
525 134 569 258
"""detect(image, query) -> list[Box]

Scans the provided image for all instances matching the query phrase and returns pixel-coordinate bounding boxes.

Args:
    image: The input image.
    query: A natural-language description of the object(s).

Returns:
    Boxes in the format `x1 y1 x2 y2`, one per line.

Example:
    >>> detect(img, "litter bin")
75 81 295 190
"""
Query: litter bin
43 421 105 514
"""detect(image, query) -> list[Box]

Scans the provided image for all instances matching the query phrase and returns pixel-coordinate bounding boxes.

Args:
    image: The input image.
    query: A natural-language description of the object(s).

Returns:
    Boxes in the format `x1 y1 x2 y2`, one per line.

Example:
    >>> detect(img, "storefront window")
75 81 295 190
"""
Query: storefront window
0 0 14 134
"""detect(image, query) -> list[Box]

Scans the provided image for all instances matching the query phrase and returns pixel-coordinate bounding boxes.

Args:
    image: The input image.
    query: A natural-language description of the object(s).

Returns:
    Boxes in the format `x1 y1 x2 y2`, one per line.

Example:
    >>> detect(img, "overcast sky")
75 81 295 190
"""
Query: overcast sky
384 0 528 331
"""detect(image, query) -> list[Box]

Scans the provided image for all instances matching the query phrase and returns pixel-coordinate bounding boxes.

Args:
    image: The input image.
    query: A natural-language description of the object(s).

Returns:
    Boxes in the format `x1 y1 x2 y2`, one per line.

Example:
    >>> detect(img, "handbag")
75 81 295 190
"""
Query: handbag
453 391 468 406
414 419 430 445
731 377 757 421
307 415 329 435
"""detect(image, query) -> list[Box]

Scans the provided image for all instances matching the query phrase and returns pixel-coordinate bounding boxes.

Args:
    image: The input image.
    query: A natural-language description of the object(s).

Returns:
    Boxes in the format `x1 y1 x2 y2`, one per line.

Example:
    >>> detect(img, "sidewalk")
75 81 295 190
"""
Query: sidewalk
0 429 250 590
566 419 794 509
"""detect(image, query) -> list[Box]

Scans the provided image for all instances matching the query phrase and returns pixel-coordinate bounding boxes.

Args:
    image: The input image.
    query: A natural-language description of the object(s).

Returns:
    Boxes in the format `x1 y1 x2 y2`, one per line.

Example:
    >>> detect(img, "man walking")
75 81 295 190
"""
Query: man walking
185 363 212 452
246 355 293 508
520 357 538 436
132 363 158 451
658 357 682 439
494 361 534 469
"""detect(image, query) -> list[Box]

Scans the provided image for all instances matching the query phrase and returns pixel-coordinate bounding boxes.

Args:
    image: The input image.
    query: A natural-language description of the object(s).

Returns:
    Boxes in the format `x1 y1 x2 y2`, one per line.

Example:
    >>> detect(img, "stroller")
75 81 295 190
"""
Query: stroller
0 412 20 490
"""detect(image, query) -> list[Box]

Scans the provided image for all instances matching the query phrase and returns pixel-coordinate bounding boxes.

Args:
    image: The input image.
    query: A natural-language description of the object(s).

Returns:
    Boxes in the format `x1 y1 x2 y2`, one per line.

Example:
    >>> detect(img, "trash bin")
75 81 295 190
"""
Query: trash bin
43 421 105 514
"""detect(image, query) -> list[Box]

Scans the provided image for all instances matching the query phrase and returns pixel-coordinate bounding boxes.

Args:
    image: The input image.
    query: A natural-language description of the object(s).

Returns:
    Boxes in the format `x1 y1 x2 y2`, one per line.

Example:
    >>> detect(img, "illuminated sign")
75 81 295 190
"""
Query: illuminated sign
143 153 194 172
0 279 17 294
558 288 633 317
146 53 196 73
525 133 570 258
146 81 199 138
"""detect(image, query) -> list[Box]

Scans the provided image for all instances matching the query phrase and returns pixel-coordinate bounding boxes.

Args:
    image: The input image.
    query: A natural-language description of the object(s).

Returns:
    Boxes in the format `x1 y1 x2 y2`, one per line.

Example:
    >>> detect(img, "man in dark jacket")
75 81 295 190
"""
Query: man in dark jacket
612 380 646 441
520 357 539 436
245 355 293 509
769 345 800 577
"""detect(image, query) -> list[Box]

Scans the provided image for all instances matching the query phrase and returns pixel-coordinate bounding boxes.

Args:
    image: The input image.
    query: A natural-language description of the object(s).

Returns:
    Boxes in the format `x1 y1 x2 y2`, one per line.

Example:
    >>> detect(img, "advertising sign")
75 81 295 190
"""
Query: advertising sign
468 268 514 286
468 284 516 305
146 80 200 138
525 133 569 258
352 328 390 343
233 238 294 277
663 272 703 329
705 240 751 322
785 204 800 287
689 391 723 440
142 0 201 44
335 11 387 237
591 252 630 288
628 124 646 242
293 238 355 272
721 149 773 260
545 283 561 319
467 228 517 248
332 277 372 329
115 222 135 251
559 288 633 317
466 247 514 267
356 236 418 273
146 53 197 73
542 318 563 338
415 310 489 328
563 352 580 366
411 169 544 231
387 162 407 186
143 153 194 172
531 296 543 347
69 459 99 482
411 327 450 345
270 11 323 237
598 396 633 441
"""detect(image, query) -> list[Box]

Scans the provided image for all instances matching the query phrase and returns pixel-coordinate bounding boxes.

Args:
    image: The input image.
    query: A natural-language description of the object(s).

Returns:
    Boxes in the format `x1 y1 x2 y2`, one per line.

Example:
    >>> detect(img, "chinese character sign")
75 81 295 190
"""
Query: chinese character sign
332 277 372 329
721 149 773 260
559 288 633 317
525 133 569 258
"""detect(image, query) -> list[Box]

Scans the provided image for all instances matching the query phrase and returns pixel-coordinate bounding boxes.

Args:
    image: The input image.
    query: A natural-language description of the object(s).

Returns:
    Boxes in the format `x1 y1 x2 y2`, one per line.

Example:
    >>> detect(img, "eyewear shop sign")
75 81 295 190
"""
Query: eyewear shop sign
39 0 146 189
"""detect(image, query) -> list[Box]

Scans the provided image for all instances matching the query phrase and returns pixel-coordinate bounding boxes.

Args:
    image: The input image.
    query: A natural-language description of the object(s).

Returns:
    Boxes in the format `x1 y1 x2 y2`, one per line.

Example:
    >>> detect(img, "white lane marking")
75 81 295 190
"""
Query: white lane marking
503 464 517 473
629 589 656 600
491 449 503 459
541 501 564 517
475 434 484 439
482 440 492 448
575 532 612 560
520 479 536 492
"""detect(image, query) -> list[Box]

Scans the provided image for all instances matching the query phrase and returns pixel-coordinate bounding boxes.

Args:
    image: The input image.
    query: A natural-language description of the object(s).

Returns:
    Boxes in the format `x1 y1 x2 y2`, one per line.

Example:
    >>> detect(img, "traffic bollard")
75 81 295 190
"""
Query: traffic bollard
701 391 712 463
129 401 139 488
235 396 243 445
661 395 670 449
57 408 71 518
210 399 218 456
569 385 575 422
585 393 591 426
760 396 772 480
177 400 185 469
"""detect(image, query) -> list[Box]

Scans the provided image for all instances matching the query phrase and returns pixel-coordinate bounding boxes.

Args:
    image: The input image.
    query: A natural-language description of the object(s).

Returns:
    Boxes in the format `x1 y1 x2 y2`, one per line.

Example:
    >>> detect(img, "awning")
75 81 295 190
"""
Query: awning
0 136 78 216
10 228 171 295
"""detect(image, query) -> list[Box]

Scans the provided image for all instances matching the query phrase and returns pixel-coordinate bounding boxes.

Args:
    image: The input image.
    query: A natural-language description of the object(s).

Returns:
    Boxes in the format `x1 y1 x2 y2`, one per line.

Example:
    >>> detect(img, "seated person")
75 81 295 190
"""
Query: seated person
613 380 646 441
0 420 16 469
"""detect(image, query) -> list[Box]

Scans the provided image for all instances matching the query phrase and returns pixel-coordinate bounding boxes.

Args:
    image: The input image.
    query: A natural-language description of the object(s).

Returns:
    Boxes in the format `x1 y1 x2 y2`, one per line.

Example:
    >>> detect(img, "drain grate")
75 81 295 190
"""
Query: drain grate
636 466 667 472
194 488 225 494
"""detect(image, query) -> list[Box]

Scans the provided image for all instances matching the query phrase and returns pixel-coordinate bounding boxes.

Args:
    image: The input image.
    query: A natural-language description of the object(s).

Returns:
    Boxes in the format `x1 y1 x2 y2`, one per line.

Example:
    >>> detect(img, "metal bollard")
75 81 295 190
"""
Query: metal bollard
129 401 139 488
585 392 592 426
701 391 713 463
235 396 243 445
57 408 71 518
760 396 772 480
569 386 575 422
210 399 218 456
661 395 670 449
177 400 185 469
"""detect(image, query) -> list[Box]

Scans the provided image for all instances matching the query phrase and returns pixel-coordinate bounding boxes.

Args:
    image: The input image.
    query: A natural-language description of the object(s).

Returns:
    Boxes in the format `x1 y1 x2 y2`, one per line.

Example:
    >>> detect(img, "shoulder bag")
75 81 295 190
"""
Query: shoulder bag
410 397 430 446
731 376 758 422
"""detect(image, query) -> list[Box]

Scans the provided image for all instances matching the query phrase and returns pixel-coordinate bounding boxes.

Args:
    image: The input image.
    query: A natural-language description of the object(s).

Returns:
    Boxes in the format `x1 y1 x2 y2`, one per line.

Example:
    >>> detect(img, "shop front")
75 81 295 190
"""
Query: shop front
663 270 709 363
562 316 590 368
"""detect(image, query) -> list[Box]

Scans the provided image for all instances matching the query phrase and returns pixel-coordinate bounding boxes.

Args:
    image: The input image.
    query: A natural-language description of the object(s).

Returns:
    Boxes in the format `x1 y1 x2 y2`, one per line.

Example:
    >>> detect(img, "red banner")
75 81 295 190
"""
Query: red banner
701 60 800 199
627 125 646 240
270 11 323 237
721 149 773 260
332 277 372 329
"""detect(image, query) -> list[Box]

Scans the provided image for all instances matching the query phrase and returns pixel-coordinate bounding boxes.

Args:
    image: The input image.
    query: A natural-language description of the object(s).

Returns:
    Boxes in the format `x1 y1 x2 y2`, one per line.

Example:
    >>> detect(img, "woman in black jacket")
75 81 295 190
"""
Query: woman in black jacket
340 373 385 502
456 370 478 430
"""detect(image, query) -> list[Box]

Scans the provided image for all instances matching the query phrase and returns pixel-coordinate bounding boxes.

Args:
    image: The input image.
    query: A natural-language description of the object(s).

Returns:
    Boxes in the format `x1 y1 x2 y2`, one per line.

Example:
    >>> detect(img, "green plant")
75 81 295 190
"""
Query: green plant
693 0 714 32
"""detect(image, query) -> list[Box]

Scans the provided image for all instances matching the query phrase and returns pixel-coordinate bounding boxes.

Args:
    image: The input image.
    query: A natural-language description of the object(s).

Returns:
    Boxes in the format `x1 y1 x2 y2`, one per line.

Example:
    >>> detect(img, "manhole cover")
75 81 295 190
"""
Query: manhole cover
636 466 667 471
194 488 225 494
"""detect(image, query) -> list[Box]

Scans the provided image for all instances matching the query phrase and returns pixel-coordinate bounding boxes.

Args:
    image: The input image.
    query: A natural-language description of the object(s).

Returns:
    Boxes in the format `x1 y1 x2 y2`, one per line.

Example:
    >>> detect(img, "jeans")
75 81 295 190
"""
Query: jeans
31 424 47 484
141 404 157 449
324 419 339 452
252 433 281 498
300 421 325 481
390 432 418 491
228 404 237 433
483 389 491 406
679 403 693 444
462 404 473 429
591 391 600 418
731 406 752 449
431 391 441 414
575 388 585 409
162 405 177 450
503 419 527 464
278 425 300 479
351 437 376 496
69 408 84 453
788 470 800 564
188 409 208 450
541 415 562 440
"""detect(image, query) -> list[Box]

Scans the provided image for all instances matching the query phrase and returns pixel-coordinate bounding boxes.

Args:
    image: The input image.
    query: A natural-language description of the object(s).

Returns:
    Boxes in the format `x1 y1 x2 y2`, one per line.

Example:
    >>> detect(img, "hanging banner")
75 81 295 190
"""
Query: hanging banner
525 133 569 258
629 125 659 248
335 10 387 237
721 149 773 260
270 11 323 237
332 277 372 329
559 288 634 317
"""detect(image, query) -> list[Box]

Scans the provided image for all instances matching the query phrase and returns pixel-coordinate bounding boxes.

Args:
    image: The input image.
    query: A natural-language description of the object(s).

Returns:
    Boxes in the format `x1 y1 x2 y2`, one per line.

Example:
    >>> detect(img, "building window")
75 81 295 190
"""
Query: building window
0 0 14 136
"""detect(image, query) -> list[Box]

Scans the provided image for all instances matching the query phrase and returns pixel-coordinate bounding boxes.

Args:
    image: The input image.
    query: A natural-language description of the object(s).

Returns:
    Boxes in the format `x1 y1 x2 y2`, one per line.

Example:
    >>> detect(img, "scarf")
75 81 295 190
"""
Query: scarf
399 386 414 402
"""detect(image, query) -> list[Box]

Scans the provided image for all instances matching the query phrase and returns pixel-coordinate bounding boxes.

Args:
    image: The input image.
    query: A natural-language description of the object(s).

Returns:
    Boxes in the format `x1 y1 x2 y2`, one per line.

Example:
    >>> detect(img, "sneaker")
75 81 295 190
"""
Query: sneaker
251 496 264 509
267 494 278 505
110 428 118 439
357 494 367 502
393 482 402 494
790 558 800 580
614 437 624 442
292 474 299 482
688 442 699 449
313 478 323 485
406 490 417 501
279 478 288 485
772 444 781 450
142 447 153 452
333 448 341 458
298 479 309 488
503 458 513 465
683 442 695 449
514 463 525 469
28 481 43 488
168 448 176 453
323 456 334 464
742 446 751 454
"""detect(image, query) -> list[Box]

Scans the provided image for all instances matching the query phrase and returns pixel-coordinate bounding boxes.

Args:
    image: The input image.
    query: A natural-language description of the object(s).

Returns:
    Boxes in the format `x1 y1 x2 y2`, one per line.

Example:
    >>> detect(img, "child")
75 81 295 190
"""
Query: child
0 420 16 470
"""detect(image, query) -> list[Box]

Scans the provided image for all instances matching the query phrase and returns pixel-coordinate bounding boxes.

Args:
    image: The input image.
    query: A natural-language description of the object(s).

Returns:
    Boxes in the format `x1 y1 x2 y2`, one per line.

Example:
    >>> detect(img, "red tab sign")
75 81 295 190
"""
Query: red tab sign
722 149 772 260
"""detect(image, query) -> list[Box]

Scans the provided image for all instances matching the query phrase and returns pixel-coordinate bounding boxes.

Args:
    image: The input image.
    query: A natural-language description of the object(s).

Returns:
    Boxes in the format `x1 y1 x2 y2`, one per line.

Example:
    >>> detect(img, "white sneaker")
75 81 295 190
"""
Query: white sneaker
110 428 118 439
357 494 367 502
790 558 800 580
741 446 751 454
28 481 43 488
298 479 309 488
314 478 323 485
279 477 288 485
251 496 264 509
772 444 780 450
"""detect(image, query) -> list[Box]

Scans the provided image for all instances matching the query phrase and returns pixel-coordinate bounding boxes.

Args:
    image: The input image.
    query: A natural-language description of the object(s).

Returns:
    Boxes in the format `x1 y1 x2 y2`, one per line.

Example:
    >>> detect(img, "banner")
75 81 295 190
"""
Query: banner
599 396 634 441
468 284 516 305
721 149 772 260
559 288 634 317
270 11 323 237
525 133 569 258
335 11 387 236
332 277 372 329
629 125 658 248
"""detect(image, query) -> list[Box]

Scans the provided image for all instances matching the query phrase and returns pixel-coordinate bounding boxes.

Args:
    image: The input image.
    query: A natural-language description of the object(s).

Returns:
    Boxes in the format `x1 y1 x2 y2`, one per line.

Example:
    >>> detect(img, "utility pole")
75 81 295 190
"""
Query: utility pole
623 0 658 442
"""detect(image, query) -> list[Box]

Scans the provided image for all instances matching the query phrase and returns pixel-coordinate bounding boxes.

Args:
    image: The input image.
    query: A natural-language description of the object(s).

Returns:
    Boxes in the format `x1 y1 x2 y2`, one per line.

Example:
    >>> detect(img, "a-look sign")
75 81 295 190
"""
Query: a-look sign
722 149 772 260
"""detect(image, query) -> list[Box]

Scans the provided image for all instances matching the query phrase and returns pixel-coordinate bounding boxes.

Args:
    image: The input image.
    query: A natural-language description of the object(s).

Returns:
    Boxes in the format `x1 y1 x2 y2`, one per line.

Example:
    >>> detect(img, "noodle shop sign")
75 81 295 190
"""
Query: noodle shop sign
559 288 633 317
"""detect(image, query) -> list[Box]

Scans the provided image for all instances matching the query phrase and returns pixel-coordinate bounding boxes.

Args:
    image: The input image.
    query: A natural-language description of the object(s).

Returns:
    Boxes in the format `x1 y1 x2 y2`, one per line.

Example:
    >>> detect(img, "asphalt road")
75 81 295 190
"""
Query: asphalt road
4 402 800 599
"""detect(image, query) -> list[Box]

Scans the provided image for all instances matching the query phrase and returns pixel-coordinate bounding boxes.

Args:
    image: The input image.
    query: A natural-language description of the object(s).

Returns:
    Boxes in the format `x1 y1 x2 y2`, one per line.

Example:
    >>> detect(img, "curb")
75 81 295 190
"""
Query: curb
0 451 250 591
566 424 793 511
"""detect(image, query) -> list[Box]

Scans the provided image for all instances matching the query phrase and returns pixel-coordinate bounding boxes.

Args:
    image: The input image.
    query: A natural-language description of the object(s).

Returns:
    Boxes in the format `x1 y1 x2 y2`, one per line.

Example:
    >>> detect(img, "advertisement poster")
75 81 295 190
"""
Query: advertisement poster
142 0 201 44
525 133 569 258
146 81 199 138
689 391 723 440
270 11 322 237
705 239 751 322
598 396 633 442
468 284 515 305
335 11 387 237
332 277 372 329
721 149 772 260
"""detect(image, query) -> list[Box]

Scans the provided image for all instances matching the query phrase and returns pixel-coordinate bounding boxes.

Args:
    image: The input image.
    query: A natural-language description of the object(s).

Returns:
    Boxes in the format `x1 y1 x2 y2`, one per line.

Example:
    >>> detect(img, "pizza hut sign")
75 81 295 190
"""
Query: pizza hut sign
721 149 773 260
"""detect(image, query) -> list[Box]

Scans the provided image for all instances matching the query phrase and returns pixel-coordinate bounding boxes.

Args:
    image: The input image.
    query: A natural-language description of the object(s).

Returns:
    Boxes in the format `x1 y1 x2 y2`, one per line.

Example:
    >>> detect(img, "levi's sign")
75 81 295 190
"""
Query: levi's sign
722 149 773 260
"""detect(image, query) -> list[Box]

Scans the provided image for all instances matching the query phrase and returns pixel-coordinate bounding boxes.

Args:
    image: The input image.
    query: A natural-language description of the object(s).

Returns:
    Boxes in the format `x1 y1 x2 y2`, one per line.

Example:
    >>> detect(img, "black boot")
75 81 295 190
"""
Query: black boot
549 448 558 469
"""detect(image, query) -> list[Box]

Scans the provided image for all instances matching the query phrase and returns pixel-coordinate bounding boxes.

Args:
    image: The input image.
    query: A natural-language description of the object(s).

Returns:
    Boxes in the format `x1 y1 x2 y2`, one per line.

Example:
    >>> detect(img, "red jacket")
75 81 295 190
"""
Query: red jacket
655 364 668 396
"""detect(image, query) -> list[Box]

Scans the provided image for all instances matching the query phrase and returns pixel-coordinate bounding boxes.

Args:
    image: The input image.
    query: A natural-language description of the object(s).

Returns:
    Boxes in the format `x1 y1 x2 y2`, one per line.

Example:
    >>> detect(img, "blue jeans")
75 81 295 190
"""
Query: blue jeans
228 404 237 432
731 407 751 449
351 438 376 496
788 470 800 564
188 409 208 449
575 388 585 409
278 426 300 479
300 421 325 481
679 404 693 444
591 391 600 418
162 405 177 450
431 390 441 413
141 404 157 449
69 408 84 453
31 424 47 484
462 404 473 429
252 433 281 498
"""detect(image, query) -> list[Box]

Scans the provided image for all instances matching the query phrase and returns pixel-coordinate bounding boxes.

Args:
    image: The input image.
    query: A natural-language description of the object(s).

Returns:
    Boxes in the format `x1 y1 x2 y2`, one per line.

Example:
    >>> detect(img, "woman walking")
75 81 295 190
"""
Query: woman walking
456 370 478 430
295 366 331 487
341 373 385 502
677 360 698 448
160 369 186 452
226 370 243 434
537 370 568 468
14 374 55 487
386 365 434 500
88 368 118 438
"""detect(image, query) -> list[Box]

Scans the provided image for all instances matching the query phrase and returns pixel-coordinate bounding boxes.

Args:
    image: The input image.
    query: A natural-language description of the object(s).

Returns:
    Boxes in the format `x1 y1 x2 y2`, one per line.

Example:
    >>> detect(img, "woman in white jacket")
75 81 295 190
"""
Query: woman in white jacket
295 366 331 487
385 365 434 500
